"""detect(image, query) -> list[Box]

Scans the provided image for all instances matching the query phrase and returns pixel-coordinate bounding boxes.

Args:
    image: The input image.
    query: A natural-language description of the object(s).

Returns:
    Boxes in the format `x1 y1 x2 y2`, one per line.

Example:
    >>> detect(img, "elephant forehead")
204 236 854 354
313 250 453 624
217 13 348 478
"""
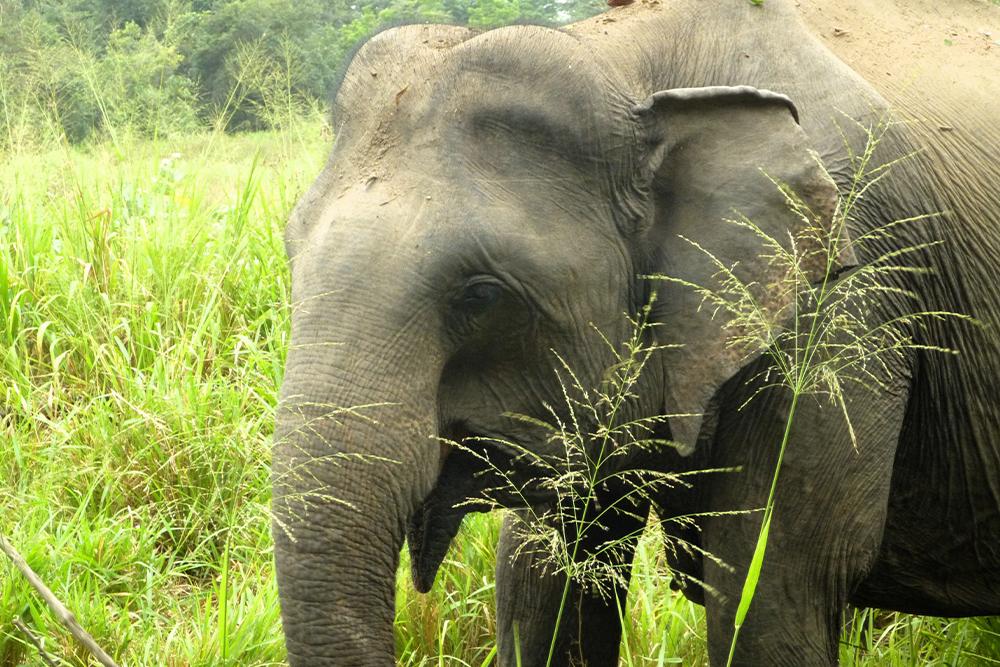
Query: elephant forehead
295 178 629 299
333 24 638 182
325 178 619 253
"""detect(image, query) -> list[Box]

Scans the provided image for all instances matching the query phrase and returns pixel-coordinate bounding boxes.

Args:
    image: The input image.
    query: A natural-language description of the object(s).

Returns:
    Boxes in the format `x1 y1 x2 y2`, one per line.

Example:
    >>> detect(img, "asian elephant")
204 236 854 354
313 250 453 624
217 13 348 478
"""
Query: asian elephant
271 0 1000 665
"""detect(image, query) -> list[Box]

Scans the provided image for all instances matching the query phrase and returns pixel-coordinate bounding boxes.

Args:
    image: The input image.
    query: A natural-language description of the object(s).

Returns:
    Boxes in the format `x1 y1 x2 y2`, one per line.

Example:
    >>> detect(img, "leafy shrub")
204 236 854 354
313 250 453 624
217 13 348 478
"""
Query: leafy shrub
97 23 200 138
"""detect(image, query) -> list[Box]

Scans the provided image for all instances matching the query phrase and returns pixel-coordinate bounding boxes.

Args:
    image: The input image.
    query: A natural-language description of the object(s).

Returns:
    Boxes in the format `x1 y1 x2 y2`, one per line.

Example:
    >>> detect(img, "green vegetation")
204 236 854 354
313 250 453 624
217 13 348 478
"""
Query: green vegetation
0 126 317 666
2 124 998 665
0 0 606 151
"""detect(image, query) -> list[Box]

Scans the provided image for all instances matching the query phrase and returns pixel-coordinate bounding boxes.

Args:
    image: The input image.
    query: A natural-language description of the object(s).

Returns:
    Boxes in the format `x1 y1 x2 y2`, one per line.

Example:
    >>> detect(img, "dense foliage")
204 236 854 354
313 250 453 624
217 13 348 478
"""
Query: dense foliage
0 0 606 148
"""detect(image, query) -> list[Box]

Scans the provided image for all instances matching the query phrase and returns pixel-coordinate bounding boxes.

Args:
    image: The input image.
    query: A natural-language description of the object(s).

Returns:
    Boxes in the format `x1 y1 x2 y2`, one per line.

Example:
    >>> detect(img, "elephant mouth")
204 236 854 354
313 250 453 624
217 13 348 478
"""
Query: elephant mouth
407 422 547 593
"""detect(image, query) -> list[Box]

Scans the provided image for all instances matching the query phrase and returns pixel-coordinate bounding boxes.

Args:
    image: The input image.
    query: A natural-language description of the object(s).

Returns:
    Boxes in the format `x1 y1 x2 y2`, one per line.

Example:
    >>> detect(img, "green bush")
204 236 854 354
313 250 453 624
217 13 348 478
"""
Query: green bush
96 23 200 138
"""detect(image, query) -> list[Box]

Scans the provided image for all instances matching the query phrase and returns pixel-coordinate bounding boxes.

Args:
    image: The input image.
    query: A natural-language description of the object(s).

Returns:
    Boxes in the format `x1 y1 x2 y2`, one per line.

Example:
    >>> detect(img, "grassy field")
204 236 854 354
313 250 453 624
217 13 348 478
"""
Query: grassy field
1 125 998 666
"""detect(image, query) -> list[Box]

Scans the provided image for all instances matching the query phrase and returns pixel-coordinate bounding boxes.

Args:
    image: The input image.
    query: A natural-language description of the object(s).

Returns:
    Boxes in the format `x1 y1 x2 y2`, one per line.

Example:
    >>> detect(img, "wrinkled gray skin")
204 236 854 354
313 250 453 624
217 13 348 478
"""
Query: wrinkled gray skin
272 1 1000 665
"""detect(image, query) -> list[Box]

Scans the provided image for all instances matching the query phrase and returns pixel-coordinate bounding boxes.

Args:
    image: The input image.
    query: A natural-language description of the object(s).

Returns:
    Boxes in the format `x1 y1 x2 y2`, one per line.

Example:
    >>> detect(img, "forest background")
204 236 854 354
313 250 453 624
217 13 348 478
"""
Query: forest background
0 0 605 149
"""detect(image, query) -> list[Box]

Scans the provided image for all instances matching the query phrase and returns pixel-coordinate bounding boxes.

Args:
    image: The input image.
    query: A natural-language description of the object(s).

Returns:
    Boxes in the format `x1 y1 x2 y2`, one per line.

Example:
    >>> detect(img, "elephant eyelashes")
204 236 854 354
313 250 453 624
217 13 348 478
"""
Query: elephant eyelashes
455 278 505 314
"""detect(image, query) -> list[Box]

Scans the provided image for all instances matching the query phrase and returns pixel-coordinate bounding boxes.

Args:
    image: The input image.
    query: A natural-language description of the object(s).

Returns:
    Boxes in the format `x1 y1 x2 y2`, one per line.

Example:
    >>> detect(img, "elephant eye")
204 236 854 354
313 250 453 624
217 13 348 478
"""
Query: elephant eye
456 278 504 314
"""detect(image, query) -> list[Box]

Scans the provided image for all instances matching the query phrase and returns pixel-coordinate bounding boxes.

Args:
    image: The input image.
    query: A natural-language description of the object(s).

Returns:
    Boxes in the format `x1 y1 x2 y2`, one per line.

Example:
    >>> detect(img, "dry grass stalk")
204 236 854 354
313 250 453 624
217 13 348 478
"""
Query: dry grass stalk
0 534 120 667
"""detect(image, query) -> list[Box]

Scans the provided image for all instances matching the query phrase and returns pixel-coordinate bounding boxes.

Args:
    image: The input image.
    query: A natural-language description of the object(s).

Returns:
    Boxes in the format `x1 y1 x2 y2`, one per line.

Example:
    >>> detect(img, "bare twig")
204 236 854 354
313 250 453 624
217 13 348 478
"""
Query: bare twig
0 534 120 667
13 617 61 667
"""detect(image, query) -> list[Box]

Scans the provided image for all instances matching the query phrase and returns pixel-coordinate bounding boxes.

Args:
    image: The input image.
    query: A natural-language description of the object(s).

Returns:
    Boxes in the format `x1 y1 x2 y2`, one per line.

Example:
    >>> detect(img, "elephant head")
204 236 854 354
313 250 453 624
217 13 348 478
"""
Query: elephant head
272 23 850 665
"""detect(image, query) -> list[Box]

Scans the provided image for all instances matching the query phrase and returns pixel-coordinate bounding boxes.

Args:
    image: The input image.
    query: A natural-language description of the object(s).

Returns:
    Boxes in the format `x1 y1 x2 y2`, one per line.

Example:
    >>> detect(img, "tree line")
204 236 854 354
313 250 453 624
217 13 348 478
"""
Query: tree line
0 0 606 149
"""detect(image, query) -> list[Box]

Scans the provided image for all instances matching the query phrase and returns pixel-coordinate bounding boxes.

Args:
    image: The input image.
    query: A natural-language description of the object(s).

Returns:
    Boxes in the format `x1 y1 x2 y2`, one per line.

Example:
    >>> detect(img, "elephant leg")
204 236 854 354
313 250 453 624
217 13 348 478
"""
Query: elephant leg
496 494 649 667
700 380 909 666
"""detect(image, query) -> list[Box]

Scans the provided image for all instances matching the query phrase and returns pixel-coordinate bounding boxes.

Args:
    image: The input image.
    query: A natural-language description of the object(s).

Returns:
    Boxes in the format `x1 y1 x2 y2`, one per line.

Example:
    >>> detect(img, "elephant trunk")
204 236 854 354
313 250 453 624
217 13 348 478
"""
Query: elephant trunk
272 337 442 666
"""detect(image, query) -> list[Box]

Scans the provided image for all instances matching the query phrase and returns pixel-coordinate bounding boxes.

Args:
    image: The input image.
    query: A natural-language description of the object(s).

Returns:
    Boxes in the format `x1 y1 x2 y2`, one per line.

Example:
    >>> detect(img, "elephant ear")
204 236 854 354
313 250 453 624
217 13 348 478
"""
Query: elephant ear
633 86 857 455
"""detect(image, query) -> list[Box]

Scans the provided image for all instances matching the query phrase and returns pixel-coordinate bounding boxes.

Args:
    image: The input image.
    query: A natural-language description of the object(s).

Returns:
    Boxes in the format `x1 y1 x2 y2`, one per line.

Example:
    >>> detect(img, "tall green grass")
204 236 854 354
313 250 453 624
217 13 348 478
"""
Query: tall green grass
0 127 318 666
1 127 996 665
